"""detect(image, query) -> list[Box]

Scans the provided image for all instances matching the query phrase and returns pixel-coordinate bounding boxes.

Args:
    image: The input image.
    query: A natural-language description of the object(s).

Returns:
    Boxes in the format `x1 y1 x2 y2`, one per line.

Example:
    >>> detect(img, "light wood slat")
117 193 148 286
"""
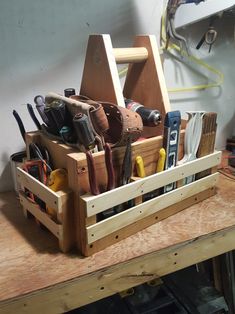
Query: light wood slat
113 47 148 63
17 167 60 211
19 192 61 239
87 173 218 243
82 151 221 217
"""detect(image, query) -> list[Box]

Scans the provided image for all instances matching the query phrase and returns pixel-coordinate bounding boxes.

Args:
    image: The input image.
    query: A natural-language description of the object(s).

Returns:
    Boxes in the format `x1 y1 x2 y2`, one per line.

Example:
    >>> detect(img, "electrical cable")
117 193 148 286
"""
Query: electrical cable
160 9 224 93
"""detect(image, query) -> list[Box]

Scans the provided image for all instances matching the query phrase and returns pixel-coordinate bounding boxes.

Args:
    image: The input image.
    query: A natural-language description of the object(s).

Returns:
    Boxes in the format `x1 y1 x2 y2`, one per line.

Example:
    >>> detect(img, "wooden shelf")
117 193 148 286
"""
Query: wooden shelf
0 169 235 313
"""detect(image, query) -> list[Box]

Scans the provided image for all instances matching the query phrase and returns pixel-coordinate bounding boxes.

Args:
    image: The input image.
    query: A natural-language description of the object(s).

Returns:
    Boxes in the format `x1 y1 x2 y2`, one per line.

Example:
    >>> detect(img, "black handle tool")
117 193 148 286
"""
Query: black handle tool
27 103 42 130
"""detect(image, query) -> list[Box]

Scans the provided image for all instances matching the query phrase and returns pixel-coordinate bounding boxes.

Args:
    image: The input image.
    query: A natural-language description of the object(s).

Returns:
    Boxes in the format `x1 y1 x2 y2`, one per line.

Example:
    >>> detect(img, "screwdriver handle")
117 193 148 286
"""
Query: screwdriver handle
73 113 95 149
34 95 50 126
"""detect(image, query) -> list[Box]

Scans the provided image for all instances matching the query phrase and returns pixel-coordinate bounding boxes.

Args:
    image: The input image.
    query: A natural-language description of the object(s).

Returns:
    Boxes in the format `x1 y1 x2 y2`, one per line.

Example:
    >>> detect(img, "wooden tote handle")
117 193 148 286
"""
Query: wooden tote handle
113 47 148 64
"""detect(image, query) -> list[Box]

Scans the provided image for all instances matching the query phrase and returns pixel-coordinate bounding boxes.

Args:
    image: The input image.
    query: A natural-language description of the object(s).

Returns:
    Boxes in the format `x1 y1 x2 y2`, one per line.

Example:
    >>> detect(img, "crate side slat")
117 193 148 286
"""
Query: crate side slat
83 151 221 217
86 173 218 243
84 187 216 256
17 167 61 211
19 192 61 238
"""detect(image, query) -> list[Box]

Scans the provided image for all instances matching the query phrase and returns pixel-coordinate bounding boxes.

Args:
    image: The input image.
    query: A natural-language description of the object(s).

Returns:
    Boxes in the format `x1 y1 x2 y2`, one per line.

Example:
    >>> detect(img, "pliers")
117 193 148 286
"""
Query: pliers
73 113 115 195
86 142 115 195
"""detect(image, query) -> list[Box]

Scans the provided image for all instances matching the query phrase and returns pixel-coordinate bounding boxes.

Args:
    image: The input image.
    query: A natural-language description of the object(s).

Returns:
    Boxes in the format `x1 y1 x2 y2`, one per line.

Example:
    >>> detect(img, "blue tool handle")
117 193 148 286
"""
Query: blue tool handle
185 0 204 4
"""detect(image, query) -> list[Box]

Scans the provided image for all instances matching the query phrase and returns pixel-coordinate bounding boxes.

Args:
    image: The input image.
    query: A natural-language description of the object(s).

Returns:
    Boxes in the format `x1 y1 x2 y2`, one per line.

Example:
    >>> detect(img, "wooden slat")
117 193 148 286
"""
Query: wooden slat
113 47 148 63
84 187 216 256
17 167 60 211
19 192 61 239
82 151 221 217
56 190 76 253
87 173 219 243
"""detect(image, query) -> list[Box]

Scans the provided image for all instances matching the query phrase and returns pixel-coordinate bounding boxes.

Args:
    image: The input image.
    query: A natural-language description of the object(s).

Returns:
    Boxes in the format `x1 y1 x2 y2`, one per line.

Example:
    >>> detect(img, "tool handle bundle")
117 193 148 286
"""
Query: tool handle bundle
43 92 144 150
13 89 164 199
35 91 145 197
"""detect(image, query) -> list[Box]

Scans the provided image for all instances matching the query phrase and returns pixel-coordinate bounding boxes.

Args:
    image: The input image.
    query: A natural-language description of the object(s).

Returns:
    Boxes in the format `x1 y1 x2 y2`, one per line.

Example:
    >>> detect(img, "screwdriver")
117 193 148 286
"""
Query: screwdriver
73 113 115 195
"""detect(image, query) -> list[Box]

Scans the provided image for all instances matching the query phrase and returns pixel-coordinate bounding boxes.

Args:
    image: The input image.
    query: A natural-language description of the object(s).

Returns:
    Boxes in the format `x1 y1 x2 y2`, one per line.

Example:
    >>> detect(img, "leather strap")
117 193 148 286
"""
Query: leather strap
45 92 143 148
101 102 143 146
70 95 109 137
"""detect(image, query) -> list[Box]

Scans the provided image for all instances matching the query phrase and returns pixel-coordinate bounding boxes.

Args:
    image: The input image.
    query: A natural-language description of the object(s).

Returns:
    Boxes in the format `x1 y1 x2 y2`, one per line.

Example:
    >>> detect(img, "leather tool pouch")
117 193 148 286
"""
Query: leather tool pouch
101 102 143 146
46 93 107 149
45 92 143 148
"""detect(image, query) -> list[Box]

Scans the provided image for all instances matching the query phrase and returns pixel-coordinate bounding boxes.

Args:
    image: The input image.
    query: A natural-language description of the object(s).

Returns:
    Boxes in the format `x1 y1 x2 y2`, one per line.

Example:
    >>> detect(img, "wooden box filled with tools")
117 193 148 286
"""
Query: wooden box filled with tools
17 34 221 256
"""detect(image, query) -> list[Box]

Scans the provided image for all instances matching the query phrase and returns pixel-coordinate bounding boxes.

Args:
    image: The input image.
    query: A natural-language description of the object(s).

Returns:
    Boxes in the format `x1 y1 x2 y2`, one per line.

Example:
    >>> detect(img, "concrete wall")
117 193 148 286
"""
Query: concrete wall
0 0 234 191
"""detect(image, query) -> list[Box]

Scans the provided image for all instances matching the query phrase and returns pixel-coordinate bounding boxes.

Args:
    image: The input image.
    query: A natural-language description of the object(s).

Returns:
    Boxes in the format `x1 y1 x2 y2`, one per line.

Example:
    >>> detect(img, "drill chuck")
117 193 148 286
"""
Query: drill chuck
125 99 161 127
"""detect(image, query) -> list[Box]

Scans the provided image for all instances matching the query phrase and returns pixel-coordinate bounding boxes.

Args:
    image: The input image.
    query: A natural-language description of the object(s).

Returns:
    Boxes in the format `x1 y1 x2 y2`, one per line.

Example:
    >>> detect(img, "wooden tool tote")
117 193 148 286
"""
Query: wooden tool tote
17 34 221 256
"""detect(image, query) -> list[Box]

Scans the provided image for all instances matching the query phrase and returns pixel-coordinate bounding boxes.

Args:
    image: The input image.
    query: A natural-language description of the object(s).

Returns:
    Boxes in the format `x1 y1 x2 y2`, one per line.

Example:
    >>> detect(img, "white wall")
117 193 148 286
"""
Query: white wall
0 0 234 191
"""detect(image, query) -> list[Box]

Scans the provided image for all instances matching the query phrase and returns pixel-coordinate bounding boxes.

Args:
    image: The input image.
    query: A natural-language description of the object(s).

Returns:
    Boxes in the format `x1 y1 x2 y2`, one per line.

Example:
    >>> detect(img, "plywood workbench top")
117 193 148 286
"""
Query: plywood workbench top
0 172 235 313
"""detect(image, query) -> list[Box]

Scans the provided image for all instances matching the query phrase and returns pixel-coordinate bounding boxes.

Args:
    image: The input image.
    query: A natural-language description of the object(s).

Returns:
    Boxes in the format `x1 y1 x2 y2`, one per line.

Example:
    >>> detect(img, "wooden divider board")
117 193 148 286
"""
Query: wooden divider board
123 35 171 137
80 34 125 107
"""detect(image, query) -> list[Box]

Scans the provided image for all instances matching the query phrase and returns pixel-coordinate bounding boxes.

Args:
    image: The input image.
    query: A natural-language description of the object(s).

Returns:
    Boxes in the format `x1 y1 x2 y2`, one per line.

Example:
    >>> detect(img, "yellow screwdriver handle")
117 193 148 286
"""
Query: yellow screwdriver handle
157 148 166 173
135 156 146 178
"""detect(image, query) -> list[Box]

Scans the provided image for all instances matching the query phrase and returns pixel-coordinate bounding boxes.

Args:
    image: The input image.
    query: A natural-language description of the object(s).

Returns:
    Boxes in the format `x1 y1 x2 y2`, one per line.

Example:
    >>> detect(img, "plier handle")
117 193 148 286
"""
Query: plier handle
86 143 115 195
